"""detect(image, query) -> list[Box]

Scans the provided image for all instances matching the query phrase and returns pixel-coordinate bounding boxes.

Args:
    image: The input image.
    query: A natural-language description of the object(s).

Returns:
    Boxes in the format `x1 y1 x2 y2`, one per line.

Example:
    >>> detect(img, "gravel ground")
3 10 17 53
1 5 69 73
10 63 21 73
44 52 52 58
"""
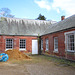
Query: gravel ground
0 55 75 75
26 62 75 75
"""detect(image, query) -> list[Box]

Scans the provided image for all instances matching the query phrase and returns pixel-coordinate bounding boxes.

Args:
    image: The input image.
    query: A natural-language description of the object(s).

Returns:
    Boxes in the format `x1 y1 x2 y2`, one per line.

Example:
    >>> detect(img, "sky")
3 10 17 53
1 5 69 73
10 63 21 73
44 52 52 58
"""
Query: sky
0 0 75 21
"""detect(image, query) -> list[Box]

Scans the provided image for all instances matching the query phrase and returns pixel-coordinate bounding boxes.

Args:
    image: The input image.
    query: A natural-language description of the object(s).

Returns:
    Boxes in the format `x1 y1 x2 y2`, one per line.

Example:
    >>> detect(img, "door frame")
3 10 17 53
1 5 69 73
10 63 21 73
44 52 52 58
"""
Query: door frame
32 39 38 54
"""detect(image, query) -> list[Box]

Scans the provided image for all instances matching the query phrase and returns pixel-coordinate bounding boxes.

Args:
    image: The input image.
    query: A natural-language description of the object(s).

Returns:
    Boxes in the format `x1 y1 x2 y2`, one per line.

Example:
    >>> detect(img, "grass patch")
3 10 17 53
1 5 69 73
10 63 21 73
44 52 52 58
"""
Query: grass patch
9 55 75 67
42 55 75 67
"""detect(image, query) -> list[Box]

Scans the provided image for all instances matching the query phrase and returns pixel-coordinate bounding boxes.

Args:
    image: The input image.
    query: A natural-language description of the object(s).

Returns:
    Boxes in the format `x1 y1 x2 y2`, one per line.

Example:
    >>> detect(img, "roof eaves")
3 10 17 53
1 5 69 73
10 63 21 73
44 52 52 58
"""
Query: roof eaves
41 27 75 36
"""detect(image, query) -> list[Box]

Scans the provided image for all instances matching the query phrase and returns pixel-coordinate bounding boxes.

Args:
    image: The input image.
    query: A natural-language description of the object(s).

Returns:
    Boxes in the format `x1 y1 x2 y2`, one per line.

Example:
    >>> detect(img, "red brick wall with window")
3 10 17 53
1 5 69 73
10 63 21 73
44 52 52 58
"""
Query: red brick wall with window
0 35 37 53
41 29 75 60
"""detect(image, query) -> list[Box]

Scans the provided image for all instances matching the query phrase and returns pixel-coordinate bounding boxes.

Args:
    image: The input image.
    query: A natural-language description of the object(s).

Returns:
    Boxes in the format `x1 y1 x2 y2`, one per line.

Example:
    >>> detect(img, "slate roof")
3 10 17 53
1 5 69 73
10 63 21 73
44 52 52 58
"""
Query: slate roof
43 14 75 35
0 14 75 36
0 17 56 36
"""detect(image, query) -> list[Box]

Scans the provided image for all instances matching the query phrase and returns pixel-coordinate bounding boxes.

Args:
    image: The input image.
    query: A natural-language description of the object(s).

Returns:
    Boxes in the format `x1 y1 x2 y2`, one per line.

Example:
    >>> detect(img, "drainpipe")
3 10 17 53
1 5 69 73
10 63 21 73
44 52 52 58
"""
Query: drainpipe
38 35 41 55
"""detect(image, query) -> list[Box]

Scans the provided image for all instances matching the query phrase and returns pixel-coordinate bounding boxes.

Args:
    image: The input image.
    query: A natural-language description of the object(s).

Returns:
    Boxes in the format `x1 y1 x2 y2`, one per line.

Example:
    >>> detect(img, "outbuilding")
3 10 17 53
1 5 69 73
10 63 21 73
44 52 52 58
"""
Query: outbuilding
41 15 75 60
0 17 54 54
0 15 75 60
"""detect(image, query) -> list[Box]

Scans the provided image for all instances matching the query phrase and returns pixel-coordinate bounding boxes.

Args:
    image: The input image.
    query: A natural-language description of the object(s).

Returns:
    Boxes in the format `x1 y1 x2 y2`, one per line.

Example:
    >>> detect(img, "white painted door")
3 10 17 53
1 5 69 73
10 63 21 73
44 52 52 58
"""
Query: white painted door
32 40 38 54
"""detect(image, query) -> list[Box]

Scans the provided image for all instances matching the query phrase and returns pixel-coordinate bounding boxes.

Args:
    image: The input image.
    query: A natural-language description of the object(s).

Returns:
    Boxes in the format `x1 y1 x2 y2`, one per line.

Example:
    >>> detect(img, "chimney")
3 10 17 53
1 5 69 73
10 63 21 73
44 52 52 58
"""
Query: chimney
61 16 65 20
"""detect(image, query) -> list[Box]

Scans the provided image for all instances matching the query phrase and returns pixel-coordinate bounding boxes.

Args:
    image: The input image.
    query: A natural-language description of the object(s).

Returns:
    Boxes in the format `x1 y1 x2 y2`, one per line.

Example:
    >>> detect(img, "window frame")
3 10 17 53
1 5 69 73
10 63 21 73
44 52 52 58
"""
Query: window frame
46 38 49 51
54 37 58 52
6 39 13 50
41 39 43 50
19 39 26 51
65 31 75 52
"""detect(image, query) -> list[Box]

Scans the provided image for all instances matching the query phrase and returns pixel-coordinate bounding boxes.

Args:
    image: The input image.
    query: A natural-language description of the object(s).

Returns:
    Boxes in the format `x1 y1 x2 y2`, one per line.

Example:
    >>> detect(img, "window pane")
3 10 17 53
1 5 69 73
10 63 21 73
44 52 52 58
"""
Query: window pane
6 39 13 49
20 39 26 49
54 37 58 51
46 39 48 50
67 34 74 51
41 40 43 50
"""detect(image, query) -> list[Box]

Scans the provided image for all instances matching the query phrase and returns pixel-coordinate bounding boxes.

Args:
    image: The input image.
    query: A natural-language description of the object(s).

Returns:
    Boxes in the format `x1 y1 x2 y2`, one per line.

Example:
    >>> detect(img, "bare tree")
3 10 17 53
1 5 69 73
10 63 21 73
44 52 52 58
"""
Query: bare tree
0 8 14 18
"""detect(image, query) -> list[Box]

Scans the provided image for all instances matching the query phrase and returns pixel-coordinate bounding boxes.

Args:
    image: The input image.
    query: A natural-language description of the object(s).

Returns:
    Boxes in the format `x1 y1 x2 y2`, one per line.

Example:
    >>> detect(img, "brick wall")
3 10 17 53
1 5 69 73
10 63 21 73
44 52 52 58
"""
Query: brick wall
0 35 37 53
41 29 75 60
0 28 75 60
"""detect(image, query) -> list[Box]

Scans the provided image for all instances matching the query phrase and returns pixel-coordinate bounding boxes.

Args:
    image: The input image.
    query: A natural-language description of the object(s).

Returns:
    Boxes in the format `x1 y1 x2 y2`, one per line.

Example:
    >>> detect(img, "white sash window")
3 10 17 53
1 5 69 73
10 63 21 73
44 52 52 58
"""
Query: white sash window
41 39 43 50
65 31 75 52
6 39 13 50
46 39 49 51
19 39 26 50
54 37 58 52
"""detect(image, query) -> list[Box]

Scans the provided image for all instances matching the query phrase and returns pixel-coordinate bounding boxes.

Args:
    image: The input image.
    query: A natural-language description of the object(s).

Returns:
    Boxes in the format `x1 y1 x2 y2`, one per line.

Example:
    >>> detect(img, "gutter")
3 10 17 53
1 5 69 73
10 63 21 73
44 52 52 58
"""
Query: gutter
0 34 38 37
41 27 75 36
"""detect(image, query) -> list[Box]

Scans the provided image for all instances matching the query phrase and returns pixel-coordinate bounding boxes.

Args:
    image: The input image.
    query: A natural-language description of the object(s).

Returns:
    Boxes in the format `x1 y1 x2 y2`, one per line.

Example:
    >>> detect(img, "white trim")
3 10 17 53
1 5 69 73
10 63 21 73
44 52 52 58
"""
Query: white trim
41 39 43 50
66 50 74 52
54 37 58 52
46 38 49 51
19 49 26 51
5 49 13 51
64 31 75 35
65 33 67 51
19 39 26 51
64 30 75 52
53 51 59 53
32 39 38 54
5 39 13 51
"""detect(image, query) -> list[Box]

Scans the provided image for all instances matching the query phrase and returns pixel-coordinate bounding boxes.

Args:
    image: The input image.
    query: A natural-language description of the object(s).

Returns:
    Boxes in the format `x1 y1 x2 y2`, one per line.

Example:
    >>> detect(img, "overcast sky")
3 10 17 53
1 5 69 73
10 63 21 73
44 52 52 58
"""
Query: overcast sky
0 0 75 21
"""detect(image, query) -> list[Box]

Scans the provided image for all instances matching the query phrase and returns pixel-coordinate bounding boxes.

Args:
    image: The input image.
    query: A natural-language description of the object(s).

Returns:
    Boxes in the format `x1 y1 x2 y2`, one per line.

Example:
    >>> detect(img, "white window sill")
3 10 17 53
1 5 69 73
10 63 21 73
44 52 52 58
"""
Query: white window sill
45 50 48 51
66 50 74 53
41 48 43 50
53 51 59 53
19 49 26 51
5 49 13 51
41 49 43 50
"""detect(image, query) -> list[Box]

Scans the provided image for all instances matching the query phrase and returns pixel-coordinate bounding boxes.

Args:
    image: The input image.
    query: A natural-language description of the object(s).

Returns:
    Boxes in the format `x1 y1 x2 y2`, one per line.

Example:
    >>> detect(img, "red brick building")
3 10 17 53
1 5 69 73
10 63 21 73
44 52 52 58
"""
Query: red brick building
0 15 75 60
41 15 75 60
0 17 54 54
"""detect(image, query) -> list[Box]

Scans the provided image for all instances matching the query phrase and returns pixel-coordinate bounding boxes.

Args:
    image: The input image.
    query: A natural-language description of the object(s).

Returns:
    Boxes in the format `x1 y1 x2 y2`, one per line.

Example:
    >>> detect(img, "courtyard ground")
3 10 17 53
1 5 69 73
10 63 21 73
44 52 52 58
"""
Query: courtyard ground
0 55 75 75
